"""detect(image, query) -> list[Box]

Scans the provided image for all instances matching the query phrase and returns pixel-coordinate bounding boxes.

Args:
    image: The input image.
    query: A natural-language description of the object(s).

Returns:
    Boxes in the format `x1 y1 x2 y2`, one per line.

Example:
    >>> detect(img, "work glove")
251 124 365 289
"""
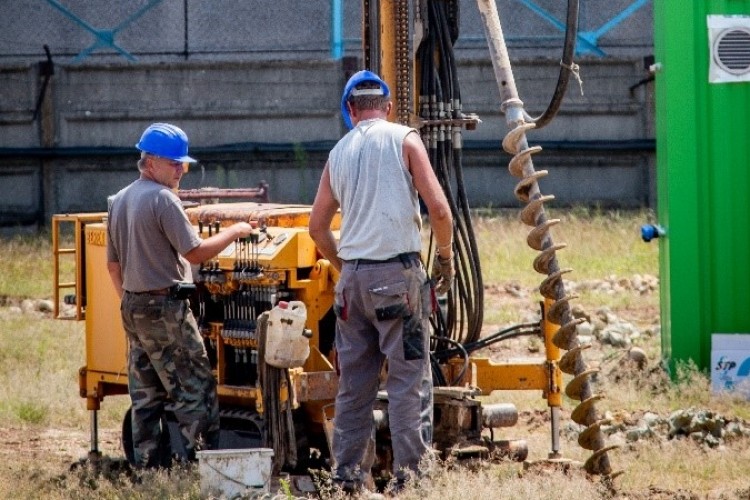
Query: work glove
431 254 455 295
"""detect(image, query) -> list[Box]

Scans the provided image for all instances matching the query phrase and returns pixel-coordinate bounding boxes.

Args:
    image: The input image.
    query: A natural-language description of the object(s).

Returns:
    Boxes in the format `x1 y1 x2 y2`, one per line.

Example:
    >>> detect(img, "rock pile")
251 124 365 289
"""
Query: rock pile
565 407 750 449
2 298 55 317
567 273 659 296
571 305 658 349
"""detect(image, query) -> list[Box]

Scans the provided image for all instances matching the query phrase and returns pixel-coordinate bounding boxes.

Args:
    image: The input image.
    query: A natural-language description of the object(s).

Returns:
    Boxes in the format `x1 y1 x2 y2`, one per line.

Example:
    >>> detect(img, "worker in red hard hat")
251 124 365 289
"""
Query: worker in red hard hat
106 123 254 468
310 70 455 494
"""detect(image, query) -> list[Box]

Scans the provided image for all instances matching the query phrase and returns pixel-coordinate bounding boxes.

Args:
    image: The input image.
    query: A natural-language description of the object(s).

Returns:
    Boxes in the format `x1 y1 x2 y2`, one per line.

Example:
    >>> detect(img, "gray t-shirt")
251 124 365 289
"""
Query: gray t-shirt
107 178 202 292
328 118 422 261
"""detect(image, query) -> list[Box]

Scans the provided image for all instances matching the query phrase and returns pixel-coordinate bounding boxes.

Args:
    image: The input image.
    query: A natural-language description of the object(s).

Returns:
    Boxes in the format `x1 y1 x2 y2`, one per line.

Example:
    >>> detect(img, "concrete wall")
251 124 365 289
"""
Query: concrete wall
1 60 343 148
0 1 655 228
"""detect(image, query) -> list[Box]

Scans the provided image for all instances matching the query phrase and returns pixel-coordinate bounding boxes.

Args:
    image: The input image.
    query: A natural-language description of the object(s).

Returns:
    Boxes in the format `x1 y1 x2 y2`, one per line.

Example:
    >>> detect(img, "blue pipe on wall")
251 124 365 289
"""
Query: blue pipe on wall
331 0 343 59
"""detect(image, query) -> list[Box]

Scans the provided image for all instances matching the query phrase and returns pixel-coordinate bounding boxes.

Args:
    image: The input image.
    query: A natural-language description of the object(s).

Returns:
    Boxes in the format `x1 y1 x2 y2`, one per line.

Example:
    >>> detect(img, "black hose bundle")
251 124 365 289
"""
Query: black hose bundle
418 0 484 351
257 312 297 473
420 0 580 382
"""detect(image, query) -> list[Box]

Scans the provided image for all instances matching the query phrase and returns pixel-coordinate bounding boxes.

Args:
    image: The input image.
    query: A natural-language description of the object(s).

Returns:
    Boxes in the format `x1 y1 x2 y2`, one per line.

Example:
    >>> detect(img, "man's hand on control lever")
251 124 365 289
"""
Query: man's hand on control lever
231 222 254 239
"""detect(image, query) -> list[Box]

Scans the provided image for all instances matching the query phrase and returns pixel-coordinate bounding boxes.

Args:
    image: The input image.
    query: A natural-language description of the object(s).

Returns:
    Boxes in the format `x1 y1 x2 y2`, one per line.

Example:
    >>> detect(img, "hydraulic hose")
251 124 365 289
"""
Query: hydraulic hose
431 322 540 361
527 0 581 129
419 0 484 348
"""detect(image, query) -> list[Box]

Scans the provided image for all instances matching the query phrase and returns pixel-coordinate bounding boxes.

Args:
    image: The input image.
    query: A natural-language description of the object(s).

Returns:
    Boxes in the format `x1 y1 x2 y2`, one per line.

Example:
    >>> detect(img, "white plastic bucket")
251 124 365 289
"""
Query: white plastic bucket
265 300 310 368
196 448 274 499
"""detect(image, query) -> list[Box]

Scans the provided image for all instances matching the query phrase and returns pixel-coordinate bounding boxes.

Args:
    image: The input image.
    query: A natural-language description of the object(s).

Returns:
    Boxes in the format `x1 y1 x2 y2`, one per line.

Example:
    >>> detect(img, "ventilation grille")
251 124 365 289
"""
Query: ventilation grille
708 15 750 83
715 28 750 74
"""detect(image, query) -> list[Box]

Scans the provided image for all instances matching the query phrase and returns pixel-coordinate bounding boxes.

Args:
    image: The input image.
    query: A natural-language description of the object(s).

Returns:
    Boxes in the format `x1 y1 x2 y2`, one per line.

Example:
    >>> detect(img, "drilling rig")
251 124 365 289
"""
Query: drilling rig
52 0 615 490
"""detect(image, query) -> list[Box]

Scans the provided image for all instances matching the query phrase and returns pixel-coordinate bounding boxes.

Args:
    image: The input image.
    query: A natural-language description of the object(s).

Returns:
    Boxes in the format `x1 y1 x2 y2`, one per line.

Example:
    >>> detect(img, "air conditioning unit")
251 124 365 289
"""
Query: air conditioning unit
707 15 750 83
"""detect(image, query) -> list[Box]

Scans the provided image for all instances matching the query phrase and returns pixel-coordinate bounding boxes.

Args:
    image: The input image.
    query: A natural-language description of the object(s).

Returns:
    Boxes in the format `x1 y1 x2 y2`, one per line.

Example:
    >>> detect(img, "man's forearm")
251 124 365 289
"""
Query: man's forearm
106 261 124 299
312 231 342 271
184 223 251 265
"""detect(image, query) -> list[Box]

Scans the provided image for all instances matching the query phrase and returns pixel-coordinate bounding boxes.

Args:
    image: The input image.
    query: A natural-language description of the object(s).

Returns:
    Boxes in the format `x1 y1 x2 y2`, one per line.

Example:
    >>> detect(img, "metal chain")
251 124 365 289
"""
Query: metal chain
395 0 411 125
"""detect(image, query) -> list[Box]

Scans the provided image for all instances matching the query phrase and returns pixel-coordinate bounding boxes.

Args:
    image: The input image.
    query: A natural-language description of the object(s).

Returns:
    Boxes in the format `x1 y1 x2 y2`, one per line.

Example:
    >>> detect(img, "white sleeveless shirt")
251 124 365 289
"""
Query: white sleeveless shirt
328 118 422 261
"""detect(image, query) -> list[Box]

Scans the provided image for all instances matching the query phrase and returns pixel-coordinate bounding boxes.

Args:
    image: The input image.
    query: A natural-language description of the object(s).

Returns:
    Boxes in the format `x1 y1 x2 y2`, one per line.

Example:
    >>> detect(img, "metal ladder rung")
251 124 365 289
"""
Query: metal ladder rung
52 212 106 321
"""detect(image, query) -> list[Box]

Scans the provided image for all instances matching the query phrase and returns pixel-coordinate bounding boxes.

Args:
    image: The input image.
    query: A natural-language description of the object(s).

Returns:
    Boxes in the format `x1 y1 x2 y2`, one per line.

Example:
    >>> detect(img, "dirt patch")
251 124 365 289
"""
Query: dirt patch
0 426 121 463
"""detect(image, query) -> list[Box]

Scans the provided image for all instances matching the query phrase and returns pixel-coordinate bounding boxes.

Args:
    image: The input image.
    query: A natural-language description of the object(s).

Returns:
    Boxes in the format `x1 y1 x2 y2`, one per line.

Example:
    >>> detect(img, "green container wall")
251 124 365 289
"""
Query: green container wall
654 1 750 375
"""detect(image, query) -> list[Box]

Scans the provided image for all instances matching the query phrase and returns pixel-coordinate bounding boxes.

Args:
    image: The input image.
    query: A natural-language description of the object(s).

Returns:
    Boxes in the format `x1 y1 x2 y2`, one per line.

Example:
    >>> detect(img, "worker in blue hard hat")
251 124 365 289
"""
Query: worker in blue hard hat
339 69 391 130
310 70 454 494
134 122 197 189
106 122 254 468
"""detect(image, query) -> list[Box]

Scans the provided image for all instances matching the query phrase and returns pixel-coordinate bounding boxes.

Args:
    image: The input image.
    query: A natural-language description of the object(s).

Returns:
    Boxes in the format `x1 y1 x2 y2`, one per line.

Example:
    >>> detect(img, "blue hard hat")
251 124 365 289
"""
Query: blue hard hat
340 70 390 130
135 123 197 163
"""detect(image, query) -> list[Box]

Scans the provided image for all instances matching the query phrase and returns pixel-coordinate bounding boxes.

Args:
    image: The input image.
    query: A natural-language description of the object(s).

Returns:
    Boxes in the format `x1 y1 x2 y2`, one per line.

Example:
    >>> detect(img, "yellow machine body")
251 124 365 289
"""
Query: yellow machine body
63 203 343 424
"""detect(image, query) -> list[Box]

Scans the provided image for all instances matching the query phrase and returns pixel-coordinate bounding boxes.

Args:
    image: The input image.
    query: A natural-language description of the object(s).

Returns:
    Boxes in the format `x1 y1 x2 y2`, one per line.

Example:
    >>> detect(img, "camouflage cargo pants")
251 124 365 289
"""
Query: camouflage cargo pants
121 292 219 467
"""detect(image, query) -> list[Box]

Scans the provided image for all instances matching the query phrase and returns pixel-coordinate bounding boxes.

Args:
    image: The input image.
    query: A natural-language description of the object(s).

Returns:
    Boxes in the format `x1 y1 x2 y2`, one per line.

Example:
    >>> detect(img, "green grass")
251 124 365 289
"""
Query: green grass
467 207 659 328
0 306 129 430
0 310 88 427
0 232 76 300
473 208 658 287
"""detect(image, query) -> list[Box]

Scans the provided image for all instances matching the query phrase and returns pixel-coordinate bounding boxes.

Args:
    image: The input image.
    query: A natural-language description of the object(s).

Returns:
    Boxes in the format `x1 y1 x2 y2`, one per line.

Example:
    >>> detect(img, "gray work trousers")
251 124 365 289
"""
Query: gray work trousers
332 255 434 484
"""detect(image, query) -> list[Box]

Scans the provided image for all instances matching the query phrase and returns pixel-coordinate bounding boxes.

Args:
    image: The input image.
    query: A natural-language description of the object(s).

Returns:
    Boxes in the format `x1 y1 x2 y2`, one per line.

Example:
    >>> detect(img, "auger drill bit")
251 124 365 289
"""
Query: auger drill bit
477 0 614 475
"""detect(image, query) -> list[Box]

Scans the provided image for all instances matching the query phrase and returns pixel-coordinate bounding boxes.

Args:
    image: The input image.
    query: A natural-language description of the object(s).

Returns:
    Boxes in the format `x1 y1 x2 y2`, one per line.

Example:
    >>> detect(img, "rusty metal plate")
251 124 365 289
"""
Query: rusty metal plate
293 370 338 402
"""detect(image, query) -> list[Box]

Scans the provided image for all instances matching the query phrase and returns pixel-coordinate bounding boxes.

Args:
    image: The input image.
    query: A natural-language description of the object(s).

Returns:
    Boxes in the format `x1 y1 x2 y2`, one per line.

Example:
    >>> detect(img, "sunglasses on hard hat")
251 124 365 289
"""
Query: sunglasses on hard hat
148 154 190 173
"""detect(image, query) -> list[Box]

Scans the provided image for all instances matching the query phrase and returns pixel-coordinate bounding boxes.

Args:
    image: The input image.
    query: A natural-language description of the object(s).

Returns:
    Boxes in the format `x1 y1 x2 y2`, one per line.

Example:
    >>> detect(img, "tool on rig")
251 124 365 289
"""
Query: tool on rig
51 0 615 489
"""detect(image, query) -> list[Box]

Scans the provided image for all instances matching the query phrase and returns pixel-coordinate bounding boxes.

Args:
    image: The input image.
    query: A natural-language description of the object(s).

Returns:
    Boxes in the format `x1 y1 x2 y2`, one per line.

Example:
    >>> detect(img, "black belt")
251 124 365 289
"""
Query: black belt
127 288 170 296
344 252 420 268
